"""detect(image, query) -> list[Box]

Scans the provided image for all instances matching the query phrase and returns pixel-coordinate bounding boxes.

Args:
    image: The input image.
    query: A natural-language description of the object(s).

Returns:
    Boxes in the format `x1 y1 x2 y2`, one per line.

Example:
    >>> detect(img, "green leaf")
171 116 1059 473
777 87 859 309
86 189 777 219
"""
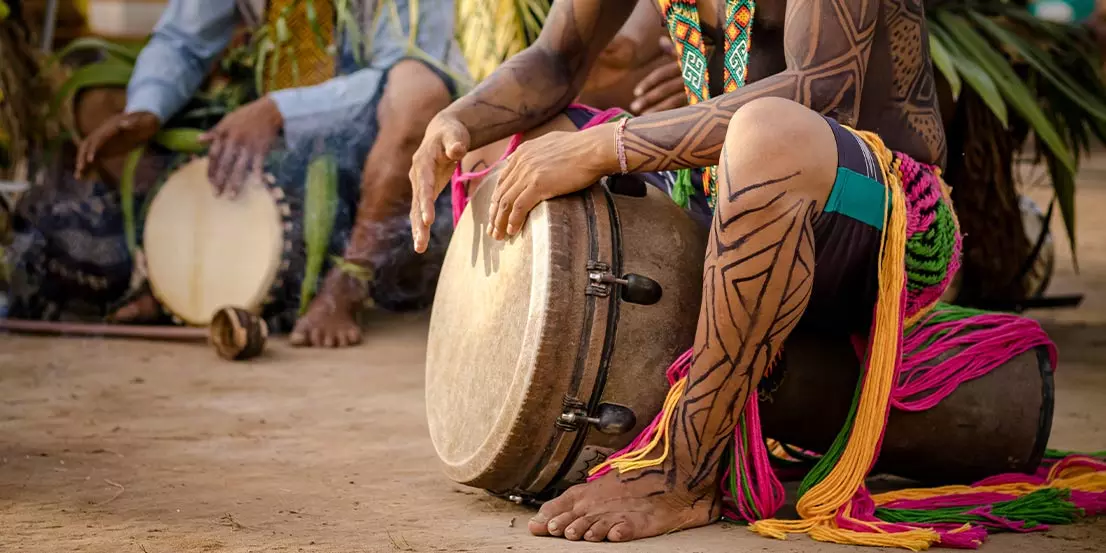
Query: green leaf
930 24 1008 127
937 12 1075 173
970 13 1106 123
1045 155 1078 269
300 152 339 314
0 1 10 21
153 128 207 154
51 61 134 114
928 32 961 100
51 37 142 66
120 147 146 254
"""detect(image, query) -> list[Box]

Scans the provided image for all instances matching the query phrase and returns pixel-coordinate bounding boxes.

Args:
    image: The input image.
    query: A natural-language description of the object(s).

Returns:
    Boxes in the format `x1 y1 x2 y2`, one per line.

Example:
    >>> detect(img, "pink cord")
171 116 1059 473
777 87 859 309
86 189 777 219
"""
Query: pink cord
450 103 629 225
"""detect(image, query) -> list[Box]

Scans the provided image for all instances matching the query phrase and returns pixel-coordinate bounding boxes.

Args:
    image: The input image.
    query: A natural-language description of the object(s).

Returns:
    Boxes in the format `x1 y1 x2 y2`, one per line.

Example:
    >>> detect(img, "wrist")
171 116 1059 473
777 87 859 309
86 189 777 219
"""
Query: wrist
260 96 285 130
579 122 625 177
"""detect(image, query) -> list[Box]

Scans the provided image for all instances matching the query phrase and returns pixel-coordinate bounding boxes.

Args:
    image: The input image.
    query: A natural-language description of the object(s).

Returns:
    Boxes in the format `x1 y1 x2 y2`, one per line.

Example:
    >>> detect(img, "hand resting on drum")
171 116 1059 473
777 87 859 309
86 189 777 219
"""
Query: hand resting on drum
197 97 284 199
484 127 614 240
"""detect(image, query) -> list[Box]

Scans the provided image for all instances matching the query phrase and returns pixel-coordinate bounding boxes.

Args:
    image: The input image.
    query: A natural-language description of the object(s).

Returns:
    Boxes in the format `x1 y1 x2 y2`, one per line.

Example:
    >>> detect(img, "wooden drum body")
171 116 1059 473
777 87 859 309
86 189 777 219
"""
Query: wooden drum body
759 333 1054 484
426 176 706 499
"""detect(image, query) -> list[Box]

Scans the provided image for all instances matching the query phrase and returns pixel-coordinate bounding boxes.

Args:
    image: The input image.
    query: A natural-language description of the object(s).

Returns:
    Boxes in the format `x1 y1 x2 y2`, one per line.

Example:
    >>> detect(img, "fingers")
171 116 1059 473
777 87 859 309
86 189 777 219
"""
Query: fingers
659 36 676 56
487 160 540 240
75 127 116 178
631 67 686 115
640 94 687 114
225 148 252 199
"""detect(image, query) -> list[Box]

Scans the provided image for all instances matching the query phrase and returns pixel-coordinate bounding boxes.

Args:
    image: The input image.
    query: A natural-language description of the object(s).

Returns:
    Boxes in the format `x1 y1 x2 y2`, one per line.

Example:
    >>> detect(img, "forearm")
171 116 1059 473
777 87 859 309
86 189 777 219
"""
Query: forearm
440 0 637 150
441 45 585 150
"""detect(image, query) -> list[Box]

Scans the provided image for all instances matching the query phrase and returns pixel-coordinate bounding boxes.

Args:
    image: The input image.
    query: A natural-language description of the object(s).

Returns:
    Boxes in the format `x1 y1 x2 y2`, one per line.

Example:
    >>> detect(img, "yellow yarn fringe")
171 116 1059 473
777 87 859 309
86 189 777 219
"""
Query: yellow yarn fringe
750 130 941 550
871 459 1106 505
588 376 688 475
589 129 939 550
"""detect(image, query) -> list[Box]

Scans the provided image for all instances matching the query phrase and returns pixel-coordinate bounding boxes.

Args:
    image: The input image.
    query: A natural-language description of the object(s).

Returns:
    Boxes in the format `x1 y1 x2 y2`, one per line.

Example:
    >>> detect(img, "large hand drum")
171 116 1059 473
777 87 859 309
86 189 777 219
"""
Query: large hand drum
143 157 292 326
425 176 707 500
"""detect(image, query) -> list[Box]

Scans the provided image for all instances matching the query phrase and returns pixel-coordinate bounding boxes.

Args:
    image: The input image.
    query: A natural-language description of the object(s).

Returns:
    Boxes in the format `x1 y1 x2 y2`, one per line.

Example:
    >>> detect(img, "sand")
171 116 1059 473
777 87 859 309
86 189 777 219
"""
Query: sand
2 162 1105 553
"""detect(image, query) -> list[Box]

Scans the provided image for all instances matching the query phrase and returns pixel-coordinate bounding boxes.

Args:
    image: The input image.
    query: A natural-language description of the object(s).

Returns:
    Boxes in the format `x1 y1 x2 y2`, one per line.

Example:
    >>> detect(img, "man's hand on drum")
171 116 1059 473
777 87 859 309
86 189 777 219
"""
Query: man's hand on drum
198 97 283 198
75 111 160 179
486 127 611 240
409 114 471 253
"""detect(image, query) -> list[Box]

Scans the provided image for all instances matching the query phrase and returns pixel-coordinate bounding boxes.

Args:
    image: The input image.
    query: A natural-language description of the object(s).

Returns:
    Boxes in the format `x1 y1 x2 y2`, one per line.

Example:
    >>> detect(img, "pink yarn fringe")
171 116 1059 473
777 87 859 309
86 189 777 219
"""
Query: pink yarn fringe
449 103 627 225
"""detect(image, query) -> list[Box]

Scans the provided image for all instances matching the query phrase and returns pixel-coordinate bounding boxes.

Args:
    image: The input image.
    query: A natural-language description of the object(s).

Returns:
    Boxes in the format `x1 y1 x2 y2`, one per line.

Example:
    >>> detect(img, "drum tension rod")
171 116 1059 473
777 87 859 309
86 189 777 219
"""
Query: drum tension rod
586 262 663 305
558 403 638 436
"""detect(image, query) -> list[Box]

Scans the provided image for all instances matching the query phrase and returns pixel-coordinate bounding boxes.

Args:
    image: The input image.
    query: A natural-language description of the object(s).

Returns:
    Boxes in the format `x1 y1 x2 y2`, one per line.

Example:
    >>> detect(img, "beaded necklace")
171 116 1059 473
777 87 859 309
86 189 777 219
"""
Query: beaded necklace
656 0 755 209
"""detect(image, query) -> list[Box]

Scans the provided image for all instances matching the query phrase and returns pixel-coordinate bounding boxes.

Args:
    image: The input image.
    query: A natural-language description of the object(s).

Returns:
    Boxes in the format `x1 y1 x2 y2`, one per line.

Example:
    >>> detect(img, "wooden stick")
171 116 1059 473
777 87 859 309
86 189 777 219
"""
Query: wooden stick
0 318 208 342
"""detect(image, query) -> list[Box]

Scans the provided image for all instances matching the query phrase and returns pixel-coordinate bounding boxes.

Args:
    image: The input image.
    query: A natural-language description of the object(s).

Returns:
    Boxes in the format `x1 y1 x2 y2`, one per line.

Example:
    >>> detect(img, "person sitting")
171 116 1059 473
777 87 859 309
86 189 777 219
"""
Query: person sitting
409 0 957 542
59 0 463 346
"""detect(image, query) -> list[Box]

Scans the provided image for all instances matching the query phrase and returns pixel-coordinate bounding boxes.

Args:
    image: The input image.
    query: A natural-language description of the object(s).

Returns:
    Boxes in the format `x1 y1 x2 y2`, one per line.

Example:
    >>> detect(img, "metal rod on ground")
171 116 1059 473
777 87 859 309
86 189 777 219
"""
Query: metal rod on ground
0 318 208 341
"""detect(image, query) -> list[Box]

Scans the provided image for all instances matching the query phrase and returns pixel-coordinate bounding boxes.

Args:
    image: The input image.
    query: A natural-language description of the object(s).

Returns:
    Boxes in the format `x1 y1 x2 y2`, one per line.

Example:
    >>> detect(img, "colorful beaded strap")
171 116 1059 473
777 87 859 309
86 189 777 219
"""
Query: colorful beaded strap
657 0 755 209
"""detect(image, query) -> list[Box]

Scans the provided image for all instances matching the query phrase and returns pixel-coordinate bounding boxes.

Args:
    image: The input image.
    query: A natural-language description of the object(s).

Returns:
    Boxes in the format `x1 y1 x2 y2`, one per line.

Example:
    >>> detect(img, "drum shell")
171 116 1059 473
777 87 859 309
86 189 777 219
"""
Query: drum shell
759 332 1054 484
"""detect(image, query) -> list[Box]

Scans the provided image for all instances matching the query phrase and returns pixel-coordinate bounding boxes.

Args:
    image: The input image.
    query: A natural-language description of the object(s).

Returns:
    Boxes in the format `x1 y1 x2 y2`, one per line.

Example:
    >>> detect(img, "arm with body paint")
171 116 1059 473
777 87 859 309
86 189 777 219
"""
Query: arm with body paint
483 0 880 239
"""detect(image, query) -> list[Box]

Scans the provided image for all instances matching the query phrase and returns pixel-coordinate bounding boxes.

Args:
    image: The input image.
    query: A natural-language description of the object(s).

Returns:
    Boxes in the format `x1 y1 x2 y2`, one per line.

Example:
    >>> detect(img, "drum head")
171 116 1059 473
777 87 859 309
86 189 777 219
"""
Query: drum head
425 182 554 484
143 157 284 326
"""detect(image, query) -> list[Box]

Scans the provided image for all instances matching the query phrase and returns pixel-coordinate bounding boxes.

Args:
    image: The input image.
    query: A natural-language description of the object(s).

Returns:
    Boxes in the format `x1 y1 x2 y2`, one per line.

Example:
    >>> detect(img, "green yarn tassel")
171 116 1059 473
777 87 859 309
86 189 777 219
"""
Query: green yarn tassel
797 375 864 497
875 489 1080 528
1045 448 1106 459
671 168 695 209
300 152 338 315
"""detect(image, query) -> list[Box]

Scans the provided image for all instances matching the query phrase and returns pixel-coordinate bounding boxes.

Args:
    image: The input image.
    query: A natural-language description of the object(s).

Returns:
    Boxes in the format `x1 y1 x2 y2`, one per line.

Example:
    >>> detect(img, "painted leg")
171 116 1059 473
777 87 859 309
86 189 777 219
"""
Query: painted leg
528 98 838 542
290 60 452 347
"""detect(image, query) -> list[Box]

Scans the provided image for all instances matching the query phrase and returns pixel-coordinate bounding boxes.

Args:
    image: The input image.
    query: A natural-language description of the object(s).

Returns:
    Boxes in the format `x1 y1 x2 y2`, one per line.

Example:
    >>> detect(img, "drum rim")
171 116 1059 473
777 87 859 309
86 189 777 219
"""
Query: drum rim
143 156 285 326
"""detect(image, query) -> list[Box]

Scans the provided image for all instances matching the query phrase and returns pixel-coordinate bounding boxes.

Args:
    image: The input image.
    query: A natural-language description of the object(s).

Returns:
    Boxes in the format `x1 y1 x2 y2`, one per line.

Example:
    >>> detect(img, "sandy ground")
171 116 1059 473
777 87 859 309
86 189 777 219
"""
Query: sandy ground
2 162 1106 553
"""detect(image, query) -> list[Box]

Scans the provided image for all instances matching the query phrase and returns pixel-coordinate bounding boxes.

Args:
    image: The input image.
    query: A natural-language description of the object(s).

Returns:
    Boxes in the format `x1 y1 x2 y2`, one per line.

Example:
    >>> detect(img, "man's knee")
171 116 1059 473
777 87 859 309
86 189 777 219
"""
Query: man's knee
378 59 452 140
724 98 832 163
717 98 838 209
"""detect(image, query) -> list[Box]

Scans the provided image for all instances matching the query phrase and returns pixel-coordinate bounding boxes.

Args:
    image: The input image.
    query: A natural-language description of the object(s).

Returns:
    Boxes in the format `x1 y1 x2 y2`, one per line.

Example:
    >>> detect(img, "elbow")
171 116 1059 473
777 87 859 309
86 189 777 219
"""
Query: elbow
800 72 863 126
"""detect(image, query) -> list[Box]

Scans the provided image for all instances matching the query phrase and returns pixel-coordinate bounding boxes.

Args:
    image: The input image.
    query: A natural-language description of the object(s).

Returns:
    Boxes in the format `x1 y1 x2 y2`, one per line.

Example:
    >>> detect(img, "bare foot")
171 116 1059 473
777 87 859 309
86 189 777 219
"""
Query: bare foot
527 466 719 542
108 292 162 323
289 267 369 348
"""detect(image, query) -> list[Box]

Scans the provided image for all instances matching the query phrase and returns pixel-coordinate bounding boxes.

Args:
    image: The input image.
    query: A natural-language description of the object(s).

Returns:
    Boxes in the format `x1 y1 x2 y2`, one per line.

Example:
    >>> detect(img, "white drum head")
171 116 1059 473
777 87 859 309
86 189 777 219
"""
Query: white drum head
143 157 284 326
425 182 553 484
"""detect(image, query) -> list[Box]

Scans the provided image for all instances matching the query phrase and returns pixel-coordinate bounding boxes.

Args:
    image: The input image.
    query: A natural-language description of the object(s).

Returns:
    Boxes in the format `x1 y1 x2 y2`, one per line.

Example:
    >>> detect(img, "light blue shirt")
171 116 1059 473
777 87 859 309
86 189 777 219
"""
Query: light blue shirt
125 0 467 146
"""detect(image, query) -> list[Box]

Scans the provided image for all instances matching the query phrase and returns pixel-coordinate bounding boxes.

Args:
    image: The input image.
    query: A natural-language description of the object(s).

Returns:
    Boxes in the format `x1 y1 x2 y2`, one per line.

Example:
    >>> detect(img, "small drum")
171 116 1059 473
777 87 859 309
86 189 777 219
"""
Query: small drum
425 175 707 498
142 157 294 326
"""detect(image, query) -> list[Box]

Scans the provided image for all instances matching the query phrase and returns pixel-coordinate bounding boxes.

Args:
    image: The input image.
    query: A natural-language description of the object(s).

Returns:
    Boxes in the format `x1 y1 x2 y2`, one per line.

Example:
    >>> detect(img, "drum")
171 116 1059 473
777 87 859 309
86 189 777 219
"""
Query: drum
758 333 1054 485
142 157 294 326
425 175 707 499
426 175 1055 500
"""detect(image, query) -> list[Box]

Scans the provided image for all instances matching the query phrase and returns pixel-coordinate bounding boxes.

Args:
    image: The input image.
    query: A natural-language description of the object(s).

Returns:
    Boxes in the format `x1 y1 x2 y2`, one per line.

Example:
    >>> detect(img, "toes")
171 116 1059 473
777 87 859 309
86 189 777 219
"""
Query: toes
563 516 594 541
289 329 307 346
528 514 551 536
584 518 615 542
529 492 575 537
608 521 636 542
346 327 362 346
309 328 324 347
546 512 577 537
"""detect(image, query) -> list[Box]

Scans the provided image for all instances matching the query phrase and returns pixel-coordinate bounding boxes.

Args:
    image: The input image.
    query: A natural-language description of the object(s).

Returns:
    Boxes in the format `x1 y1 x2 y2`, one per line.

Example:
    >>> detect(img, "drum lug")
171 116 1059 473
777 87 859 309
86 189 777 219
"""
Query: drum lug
586 262 663 305
557 403 638 436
